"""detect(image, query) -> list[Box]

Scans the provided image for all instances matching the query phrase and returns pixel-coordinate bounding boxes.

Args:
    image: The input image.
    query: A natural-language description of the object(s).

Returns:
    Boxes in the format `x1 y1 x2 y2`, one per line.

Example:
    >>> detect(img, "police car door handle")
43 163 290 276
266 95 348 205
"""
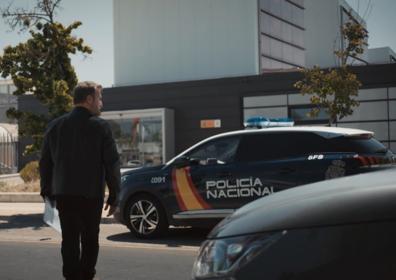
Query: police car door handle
280 167 295 174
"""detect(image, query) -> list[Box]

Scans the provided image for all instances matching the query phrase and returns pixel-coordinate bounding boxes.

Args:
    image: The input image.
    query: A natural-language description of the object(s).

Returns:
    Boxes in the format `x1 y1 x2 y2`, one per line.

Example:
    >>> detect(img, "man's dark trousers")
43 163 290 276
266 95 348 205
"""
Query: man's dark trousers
56 196 103 280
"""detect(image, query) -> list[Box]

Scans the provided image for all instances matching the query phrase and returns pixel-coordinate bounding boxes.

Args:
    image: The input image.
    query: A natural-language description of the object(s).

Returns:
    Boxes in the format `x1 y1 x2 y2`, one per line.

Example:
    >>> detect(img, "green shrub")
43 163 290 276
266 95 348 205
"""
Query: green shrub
20 161 40 183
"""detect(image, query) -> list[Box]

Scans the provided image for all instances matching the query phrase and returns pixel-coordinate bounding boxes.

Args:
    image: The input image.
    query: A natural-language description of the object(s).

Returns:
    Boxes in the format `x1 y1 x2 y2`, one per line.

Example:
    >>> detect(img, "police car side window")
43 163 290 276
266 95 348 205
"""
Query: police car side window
291 133 329 154
236 132 328 162
329 136 386 153
237 133 286 162
187 137 240 164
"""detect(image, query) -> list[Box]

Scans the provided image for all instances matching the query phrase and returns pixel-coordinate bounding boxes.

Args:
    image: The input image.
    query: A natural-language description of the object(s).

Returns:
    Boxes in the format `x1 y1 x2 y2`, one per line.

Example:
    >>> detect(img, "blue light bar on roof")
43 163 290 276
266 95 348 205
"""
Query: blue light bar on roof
244 116 294 129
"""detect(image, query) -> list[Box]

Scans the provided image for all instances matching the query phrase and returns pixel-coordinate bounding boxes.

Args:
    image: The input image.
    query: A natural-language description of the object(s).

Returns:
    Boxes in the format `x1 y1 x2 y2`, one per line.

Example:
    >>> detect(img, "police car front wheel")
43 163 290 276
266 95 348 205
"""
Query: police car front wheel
126 194 168 238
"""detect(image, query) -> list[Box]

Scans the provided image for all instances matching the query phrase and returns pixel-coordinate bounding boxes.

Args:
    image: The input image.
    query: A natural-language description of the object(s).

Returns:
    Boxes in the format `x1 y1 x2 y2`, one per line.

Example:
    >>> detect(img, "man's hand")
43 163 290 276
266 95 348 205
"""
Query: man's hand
104 203 117 217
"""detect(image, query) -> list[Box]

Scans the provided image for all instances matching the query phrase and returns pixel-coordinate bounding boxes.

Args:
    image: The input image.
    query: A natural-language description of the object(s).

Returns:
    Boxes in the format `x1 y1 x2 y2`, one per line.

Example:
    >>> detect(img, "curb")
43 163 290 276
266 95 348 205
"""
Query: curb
0 192 42 203
0 193 111 203
0 173 23 185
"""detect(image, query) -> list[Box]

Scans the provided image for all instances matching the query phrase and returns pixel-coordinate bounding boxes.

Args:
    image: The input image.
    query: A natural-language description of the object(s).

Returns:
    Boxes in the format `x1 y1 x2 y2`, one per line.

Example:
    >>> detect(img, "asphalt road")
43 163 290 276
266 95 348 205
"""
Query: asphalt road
0 203 210 280
0 241 197 280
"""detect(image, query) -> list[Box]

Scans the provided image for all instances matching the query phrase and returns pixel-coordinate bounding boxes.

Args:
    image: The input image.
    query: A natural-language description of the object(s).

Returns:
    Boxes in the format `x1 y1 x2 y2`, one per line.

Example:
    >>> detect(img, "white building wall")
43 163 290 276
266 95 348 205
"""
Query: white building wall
304 0 340 67
304 0 367 68
114 0 259 87
368 47 396 64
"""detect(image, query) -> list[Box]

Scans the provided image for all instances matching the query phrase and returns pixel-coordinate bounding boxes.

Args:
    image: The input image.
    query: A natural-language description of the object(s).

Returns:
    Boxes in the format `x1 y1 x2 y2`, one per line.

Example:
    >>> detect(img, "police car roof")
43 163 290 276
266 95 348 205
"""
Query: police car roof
198 126 373 145
222 126 373 138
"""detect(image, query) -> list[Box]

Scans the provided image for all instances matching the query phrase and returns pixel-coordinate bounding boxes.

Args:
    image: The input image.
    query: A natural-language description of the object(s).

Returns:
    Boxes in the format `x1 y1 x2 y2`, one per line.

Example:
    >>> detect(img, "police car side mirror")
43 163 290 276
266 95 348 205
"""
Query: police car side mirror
206 158 218 165
172 156 191 168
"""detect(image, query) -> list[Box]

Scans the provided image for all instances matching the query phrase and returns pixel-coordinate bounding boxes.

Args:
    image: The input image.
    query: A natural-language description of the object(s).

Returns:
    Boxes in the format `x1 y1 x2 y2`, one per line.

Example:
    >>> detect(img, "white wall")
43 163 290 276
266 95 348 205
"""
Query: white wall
305 0 368 68
114 0 259 87
304 0 340 68
368 47 396 64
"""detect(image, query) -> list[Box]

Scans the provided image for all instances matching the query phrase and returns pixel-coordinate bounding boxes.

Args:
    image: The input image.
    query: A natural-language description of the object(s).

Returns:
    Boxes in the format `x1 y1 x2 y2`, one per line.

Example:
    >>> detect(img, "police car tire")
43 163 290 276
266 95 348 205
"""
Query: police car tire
126 194 169 239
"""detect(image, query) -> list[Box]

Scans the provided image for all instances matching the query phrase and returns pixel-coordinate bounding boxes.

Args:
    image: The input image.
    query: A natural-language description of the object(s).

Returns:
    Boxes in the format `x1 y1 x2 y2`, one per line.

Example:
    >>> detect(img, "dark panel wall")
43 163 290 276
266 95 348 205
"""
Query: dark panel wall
102 70 304 154
17 63 396 169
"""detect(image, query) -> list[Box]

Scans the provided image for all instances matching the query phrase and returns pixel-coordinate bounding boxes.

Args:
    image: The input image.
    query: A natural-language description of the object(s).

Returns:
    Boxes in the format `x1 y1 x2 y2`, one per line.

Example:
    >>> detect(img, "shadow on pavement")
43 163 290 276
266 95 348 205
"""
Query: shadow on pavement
0 214 47 230
107 227 211 247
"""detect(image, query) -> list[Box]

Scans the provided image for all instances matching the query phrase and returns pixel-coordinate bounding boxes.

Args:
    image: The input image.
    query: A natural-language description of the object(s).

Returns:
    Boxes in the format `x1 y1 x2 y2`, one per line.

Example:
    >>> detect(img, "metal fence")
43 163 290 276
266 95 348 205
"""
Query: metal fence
0 135 18 174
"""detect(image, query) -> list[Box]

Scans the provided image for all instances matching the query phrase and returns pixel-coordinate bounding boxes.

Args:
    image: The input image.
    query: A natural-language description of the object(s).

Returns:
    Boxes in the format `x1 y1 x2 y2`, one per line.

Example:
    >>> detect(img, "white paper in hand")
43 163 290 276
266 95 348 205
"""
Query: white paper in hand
43 198 62 234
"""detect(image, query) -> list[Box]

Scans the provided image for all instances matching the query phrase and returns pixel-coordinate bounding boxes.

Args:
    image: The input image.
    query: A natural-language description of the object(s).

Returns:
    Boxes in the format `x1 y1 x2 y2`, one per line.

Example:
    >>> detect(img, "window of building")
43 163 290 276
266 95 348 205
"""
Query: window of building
289 106 329 124
102 108 174 168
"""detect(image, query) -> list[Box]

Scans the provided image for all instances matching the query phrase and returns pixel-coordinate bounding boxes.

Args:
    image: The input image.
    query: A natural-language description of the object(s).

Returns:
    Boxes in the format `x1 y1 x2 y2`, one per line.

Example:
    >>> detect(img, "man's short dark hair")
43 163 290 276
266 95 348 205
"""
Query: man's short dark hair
73 81 102 104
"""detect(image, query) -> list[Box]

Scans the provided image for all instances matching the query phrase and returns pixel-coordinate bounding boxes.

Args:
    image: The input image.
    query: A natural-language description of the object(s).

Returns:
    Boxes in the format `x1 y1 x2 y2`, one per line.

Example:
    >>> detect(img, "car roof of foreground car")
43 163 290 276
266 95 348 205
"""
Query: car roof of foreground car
209 166 396 238
166 126 373 165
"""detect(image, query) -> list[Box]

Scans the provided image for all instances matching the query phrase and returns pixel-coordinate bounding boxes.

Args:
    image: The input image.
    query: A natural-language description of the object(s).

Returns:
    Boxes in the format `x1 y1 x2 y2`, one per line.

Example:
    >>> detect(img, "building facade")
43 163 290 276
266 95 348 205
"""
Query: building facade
16 1 396 169
114 0 261 86
259 0 306 70
304 0 368 67
113 0 374 87
106 64 396 155
18 63 396 169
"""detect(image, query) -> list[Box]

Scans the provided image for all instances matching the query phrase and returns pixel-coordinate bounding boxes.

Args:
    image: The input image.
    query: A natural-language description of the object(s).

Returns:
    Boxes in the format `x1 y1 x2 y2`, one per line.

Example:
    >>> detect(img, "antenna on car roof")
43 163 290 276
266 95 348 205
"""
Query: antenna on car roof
244 116 294 129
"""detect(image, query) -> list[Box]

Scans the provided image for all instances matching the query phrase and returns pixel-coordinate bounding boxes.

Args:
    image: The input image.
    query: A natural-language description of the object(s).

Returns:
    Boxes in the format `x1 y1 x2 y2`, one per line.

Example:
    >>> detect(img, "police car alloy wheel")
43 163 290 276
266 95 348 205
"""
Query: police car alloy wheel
126 194 168 238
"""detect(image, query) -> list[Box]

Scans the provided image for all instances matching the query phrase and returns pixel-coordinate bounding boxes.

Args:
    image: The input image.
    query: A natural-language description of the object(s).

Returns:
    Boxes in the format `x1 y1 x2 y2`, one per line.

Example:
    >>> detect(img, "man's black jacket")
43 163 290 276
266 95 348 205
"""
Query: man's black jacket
39 107 120 205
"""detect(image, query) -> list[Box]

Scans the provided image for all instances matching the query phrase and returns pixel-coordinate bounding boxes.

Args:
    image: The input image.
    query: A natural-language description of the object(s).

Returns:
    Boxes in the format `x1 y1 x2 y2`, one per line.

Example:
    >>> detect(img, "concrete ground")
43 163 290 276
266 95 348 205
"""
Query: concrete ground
0 202 203 280
0 202 206 249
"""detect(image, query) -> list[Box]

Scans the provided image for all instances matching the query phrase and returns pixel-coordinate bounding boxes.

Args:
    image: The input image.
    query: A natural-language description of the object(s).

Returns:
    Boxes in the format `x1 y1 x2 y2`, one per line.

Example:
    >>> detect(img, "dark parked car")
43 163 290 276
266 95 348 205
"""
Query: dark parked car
192 166 396 280
115 126 395 238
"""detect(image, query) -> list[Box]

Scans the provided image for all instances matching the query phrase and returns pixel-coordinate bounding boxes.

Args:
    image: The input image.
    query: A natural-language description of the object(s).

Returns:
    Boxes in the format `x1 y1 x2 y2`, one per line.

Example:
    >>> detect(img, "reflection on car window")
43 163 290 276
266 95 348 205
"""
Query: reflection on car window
187 137 240 164
329 136 387 154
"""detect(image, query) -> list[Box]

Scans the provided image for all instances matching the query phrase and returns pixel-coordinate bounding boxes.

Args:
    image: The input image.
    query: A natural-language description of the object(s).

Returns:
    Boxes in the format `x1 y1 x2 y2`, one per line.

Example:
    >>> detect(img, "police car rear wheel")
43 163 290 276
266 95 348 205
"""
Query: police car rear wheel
126 194 168 238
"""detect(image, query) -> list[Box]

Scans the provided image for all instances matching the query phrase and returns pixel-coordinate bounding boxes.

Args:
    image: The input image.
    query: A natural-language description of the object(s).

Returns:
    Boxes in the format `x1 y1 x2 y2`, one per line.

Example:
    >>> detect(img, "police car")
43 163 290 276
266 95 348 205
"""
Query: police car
114 122 395 238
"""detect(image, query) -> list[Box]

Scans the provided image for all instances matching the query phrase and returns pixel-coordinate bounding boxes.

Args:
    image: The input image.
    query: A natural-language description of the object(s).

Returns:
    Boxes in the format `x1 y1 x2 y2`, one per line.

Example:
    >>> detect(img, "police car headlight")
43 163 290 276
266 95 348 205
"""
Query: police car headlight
192 231 287 279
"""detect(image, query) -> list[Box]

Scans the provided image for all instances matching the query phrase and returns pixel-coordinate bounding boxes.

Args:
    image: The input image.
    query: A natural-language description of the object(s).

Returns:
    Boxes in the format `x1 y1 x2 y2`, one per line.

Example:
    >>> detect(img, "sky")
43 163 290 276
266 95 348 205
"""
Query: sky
0 0 113 87
0 0 395 88
346 0 396 50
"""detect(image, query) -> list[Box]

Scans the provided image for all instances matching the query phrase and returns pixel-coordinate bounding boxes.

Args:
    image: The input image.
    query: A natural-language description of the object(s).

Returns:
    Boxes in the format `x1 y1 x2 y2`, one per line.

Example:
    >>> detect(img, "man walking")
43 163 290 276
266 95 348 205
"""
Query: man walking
39 81 120 280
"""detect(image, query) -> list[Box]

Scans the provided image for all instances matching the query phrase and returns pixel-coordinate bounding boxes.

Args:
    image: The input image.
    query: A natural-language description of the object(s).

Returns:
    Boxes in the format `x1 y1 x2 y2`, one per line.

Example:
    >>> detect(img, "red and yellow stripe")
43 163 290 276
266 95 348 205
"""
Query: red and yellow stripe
172 167 210 211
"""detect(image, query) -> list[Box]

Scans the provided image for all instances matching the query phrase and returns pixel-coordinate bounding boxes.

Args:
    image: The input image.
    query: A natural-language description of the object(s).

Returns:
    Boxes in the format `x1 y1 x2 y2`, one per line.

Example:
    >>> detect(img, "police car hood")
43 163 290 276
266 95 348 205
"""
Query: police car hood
209 167 396 238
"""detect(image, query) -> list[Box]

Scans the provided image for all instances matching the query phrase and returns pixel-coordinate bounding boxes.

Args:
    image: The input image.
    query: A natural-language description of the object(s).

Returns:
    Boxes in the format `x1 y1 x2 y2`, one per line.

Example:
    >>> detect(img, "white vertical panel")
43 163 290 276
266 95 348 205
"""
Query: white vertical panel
304 0 340 68
357 88 387 101
389 101 396 119
389 87 396 99
288 93 311 105
244 95 287 107
391 142 396 153
341 101 388 121
390 121 396 141
114 0 259 86
244 107 288 121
